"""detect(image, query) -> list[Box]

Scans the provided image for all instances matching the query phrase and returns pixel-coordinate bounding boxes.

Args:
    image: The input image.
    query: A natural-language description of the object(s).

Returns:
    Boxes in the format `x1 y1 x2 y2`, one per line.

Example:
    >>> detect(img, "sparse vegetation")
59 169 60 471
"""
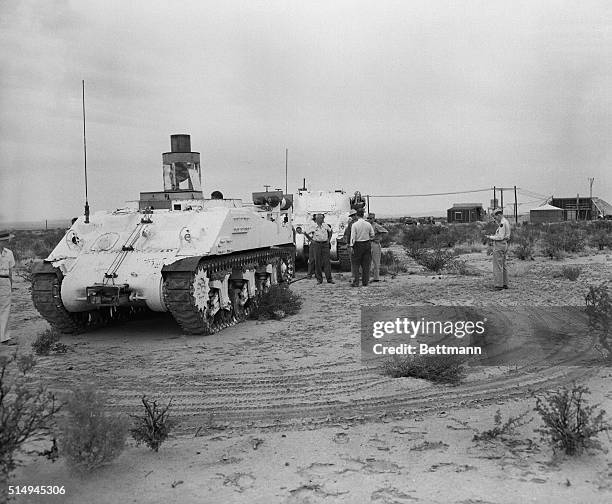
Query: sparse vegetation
559 265 581 281
378 250 408 277
407 246 456 274
32 328 69 356
249 284 302 320
535 385 611 455
473 409 532 441
0 353 61 479
60 385 128 473
585 283 612 360
382 355 466 384
11 229 67 262
130 396 175 452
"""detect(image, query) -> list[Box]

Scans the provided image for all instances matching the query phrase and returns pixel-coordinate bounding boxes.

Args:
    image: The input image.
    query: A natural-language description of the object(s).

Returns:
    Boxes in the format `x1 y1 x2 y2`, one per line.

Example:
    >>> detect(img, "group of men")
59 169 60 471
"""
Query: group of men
303 210 388 287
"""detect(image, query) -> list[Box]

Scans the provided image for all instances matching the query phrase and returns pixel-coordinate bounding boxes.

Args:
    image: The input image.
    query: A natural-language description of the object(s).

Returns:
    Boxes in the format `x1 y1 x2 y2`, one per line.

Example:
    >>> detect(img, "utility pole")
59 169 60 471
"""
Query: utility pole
493 186 496 212
500 189 504 215
285 148 288 194
589 177 594 199
514 185 518 224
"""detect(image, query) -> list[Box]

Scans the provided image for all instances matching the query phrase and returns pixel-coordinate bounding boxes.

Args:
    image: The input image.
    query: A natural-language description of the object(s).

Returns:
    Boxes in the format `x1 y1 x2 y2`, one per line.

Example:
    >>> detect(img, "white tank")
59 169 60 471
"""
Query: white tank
32 135 295 335
292 189 355 271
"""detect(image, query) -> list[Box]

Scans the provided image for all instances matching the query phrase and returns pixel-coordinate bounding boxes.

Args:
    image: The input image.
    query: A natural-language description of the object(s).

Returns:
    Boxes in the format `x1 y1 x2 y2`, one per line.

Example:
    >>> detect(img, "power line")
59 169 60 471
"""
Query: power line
369 188 492 198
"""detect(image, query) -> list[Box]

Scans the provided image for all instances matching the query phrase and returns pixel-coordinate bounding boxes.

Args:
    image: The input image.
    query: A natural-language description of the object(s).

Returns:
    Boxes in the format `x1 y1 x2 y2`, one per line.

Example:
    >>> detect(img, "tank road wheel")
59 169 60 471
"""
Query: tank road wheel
230 282 248 322
277 253 295 283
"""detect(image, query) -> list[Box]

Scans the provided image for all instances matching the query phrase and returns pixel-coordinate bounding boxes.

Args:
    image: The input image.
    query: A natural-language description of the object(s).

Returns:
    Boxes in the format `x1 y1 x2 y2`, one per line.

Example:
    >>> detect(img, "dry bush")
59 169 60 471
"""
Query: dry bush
590 230 611 251
382 355 466 384
473 409 532 441
585 283 612 360
249 284 302 321
60 386 128 473
535 385 611 455
130 396 175 452
559 265 581 281
406 246 455 274
0 353 61 479
32 328 69 356
448 258 480 276
378 250 407 277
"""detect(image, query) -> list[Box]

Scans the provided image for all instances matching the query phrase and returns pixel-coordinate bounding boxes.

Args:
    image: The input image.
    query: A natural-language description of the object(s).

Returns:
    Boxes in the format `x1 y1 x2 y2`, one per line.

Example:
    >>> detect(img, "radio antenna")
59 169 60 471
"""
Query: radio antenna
82 80 90 223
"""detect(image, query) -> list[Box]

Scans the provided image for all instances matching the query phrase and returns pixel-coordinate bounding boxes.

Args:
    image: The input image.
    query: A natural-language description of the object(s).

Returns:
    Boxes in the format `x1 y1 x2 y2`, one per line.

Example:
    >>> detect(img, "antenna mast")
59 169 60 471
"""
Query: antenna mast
82 80 90 223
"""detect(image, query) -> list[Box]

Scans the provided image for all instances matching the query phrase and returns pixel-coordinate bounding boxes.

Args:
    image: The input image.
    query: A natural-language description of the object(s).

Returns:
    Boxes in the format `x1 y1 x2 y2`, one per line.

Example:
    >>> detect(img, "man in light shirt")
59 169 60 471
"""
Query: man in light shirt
486 208 511 290
349 210 374 287
304 214 335 284
0 230 16 345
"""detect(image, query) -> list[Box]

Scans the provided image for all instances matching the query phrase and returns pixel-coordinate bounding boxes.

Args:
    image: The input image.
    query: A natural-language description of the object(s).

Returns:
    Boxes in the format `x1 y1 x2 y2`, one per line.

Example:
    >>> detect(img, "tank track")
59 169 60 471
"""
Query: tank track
32 266 151 334
162 246 295 335
336 240 352 272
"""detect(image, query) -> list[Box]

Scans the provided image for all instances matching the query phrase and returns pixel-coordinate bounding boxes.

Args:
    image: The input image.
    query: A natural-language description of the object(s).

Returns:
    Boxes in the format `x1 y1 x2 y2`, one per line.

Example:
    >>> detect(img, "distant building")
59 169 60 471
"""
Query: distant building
447 203 485 223
530 204 564 224
550 197 612 221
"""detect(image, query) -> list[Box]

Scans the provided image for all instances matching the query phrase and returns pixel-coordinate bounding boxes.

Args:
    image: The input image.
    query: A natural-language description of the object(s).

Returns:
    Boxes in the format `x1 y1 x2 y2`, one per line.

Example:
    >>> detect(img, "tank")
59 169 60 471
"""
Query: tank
292 188 358 271
31 135 295 335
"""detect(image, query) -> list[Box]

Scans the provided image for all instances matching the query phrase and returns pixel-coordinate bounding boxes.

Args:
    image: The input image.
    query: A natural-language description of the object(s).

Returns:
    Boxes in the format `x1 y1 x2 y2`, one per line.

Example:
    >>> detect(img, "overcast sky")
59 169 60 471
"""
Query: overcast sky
1 0 610 222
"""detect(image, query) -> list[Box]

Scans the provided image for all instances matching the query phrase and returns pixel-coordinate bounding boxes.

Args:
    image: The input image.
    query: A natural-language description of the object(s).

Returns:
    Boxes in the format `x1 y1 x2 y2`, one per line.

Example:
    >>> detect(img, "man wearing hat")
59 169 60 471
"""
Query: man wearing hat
0 231 16 345
367 213 388 282
486 209 511 290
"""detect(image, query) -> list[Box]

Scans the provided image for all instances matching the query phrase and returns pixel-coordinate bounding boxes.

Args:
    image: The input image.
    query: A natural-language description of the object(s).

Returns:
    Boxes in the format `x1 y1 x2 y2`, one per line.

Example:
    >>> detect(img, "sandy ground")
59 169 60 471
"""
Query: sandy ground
3 248 612 503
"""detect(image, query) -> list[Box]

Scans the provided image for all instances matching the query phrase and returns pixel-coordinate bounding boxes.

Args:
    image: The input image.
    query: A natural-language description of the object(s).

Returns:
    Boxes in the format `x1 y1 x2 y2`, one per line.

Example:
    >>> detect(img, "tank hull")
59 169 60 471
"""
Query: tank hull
32 204 295 334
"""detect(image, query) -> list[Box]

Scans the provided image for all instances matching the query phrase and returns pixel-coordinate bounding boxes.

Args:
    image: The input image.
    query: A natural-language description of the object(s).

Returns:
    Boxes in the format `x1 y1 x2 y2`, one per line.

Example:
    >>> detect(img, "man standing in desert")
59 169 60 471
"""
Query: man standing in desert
486 209 511 290
367 213 388 282
350 209 374 287
0 230 16 345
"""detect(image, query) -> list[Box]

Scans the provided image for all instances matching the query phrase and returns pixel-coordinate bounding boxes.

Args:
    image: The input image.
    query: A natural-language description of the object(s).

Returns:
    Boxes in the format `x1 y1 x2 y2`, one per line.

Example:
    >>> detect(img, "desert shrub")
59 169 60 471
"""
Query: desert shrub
0 353 61 478
447 258 480 276
378 250 407 277
559 265 581 281
379 223 403 247
535 385 611 455
511 225 539 260
407 246 455 273
590 230 611 251
513 238 534 260
585 283 612 360
382 355 466 384
32 328 68 356
541 225 585 258
249 284 302 321
130 396 174 452
60 386 128 473
473 409 532 441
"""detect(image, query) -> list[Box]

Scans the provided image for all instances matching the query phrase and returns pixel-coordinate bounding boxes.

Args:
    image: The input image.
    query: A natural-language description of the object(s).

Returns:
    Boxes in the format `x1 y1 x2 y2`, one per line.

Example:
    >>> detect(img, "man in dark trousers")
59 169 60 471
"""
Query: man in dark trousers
343 209 358 280
349 210 374 287
304 214 335 284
